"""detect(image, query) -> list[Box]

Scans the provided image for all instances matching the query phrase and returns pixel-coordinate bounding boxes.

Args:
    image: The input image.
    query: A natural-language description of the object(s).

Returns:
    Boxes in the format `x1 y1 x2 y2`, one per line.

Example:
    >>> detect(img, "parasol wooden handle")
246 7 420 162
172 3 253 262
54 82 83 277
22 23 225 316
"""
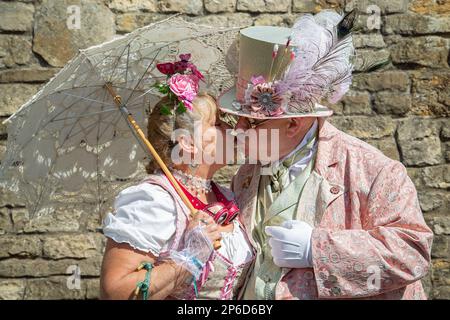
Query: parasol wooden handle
104 83 221 250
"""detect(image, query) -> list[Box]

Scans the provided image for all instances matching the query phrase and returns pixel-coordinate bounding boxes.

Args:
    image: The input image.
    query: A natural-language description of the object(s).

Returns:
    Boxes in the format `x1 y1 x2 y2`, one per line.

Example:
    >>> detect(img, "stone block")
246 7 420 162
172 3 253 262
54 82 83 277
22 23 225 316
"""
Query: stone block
205 0 236 13
108 0 157 12
387 36 449 69
384 13 450 35
0 256 102 278
293 0 343 13
0 35 33 68
397 119 443 166
42 234 101 259
0 68 58 83
0 83 41 117
0 279 25 300
237 0 290 13
330 116 396 139
0 2 35 32
24 276 88 299
33 0 115 67
159 0 203 15
373 91 411 116
352 71 409 92
342 90 372 115
409 71 450 117
0 235 42 258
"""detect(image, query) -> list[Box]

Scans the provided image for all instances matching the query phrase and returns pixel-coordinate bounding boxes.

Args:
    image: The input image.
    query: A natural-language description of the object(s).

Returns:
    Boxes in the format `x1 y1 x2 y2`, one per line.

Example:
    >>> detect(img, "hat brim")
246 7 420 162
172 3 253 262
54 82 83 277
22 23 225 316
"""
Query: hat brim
218 86 333 119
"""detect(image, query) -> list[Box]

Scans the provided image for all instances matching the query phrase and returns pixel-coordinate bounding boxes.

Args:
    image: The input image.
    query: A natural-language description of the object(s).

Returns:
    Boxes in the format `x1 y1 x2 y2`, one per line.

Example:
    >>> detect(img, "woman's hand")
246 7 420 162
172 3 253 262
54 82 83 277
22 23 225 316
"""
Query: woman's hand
187 210 222 243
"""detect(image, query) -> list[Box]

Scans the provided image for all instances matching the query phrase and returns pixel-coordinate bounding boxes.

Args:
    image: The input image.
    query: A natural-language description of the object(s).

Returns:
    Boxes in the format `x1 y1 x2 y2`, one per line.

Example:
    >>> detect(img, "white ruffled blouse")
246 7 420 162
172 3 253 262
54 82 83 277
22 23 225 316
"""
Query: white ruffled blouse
102 182 254 266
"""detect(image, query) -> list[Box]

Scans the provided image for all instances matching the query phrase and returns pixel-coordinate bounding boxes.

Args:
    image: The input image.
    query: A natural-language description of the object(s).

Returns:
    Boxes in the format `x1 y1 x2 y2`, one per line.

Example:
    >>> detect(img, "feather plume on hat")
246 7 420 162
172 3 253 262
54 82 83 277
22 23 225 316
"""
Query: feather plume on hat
275 10 357 113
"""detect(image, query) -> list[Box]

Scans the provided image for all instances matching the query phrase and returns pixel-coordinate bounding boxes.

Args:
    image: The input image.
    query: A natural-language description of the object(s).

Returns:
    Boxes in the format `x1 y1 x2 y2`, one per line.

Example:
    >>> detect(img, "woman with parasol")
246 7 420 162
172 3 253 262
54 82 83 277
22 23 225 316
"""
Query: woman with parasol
100 54 255 300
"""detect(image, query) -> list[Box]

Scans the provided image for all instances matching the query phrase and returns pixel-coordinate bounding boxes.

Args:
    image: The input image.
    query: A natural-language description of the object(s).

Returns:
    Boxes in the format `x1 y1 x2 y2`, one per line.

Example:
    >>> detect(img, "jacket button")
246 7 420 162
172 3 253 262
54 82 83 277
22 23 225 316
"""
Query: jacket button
330 186 340 194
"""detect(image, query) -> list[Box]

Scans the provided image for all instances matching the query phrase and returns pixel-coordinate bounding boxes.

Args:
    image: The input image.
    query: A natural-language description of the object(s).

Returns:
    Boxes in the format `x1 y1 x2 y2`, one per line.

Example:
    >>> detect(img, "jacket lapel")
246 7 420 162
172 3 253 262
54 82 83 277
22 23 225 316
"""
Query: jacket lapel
295 119 345 226
295 171 344 227
236 165 261 248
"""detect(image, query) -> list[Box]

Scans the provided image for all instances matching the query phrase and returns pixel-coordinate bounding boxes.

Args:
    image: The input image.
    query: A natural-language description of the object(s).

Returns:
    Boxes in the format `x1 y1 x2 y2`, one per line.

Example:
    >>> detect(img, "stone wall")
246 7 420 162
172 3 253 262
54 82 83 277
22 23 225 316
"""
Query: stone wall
0 0 448 299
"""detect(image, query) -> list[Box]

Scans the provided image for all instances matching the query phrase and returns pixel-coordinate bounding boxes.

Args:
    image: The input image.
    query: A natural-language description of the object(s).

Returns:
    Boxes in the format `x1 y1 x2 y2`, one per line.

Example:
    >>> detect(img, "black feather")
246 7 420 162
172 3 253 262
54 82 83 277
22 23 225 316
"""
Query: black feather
337 9 357 39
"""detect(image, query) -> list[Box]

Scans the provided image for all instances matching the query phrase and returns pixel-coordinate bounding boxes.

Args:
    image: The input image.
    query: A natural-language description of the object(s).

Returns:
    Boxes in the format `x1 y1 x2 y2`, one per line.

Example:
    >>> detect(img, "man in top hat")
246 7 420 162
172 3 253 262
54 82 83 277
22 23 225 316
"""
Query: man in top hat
218 10 433 300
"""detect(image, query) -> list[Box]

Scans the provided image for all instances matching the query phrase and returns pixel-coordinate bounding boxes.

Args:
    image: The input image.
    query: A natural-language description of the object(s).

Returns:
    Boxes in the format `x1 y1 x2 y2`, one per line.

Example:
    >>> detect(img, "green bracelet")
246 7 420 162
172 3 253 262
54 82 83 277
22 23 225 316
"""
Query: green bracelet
192 276 199 298
135 261 153 300
190 257 202 298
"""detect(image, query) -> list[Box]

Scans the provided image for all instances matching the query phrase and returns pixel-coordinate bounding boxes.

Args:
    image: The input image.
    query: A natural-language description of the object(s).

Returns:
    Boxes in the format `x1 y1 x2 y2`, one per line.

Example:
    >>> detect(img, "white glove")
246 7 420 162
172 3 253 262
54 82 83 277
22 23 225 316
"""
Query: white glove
265 220 313 269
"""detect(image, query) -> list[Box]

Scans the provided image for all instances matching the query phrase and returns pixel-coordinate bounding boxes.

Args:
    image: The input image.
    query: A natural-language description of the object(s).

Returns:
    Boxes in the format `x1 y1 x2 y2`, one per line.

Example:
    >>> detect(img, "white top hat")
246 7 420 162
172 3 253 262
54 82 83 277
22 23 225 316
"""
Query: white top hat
219 10 356 119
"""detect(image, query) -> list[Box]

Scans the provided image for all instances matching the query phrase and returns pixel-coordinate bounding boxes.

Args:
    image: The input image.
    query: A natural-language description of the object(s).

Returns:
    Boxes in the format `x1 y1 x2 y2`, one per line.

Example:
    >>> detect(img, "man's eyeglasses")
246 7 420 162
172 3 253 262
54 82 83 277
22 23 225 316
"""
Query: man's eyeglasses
245 117 271 129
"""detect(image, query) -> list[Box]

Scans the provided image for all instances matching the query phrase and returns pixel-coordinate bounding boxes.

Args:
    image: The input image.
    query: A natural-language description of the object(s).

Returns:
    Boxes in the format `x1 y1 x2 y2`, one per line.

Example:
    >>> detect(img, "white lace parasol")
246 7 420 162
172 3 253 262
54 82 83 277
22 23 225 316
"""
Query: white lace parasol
0 16 240 219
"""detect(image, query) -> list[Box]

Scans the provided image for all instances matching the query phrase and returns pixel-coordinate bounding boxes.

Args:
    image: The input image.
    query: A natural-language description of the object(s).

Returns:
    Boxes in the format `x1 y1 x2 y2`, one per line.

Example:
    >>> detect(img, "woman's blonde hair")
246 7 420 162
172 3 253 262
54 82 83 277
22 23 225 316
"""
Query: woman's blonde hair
145 93 217 174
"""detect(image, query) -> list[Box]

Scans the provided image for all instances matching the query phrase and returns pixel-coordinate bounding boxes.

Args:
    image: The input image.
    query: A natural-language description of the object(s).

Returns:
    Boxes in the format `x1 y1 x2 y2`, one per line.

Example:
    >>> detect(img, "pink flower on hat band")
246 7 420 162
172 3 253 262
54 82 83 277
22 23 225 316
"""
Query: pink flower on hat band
250 75 266 86
243 75 289 117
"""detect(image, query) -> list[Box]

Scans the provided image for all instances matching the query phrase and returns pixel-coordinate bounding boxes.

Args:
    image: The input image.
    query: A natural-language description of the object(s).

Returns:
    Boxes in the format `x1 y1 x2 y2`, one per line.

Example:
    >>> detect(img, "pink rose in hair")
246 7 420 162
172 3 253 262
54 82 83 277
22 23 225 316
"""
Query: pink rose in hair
168 74 199 111
183 99 194 111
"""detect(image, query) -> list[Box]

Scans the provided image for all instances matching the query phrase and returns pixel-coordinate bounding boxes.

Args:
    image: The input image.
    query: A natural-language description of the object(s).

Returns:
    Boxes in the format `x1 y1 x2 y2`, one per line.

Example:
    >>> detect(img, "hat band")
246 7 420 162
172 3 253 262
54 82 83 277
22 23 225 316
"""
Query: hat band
236 76 250 102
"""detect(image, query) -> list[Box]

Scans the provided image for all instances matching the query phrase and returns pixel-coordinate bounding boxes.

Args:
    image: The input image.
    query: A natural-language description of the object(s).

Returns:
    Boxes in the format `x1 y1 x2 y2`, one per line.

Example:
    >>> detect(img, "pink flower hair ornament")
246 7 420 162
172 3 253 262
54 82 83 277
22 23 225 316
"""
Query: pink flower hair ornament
154 53 204 114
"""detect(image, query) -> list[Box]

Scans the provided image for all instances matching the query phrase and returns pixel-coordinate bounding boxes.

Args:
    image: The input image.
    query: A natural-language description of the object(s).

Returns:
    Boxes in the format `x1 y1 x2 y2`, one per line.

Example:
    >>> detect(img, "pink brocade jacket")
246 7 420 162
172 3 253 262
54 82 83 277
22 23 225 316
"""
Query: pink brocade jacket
232 119 433 300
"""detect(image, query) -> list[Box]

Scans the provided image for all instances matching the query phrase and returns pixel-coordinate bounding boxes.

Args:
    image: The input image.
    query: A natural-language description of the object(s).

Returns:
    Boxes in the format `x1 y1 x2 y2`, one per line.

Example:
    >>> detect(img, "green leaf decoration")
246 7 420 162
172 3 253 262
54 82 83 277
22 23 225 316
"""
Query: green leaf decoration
155 83 170 94
176 102 187 114
160 105 172 115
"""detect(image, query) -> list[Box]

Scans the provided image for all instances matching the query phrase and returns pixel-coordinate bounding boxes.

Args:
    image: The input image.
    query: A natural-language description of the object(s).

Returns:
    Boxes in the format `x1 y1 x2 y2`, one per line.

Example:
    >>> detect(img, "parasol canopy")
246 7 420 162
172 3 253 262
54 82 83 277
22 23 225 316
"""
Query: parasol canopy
0 16 240 220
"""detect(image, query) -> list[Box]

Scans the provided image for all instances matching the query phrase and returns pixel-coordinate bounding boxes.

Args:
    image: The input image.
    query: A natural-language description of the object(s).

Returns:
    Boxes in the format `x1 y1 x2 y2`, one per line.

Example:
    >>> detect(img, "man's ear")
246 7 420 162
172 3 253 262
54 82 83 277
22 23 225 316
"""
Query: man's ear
177 134 198 155
285 118 303 138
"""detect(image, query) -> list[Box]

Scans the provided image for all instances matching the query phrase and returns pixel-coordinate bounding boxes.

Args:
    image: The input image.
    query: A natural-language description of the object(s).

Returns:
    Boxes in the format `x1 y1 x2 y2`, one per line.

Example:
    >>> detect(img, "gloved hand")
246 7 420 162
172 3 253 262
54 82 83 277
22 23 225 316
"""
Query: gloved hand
265 220 313 269
169 223 215 280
